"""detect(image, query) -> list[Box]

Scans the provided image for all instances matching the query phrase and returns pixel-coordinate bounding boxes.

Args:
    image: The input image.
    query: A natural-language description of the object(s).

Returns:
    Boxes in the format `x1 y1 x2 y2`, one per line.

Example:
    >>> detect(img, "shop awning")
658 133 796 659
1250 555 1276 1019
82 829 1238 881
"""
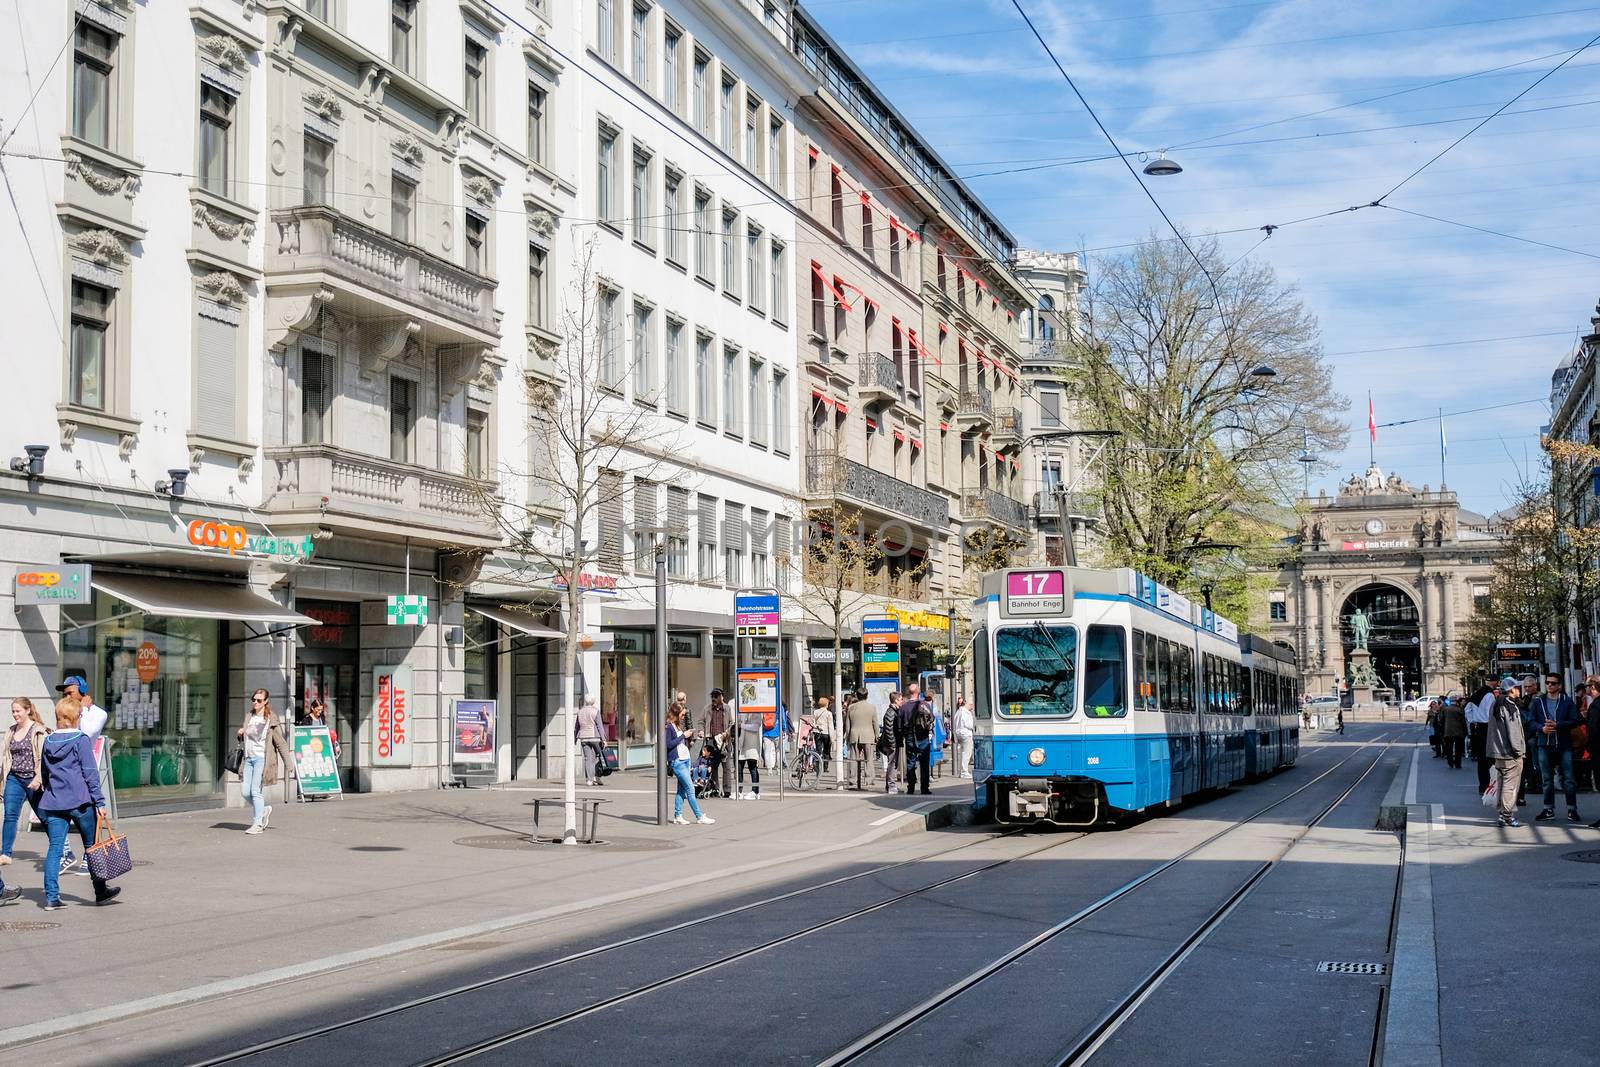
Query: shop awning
468 604 563 639
89 572 317 626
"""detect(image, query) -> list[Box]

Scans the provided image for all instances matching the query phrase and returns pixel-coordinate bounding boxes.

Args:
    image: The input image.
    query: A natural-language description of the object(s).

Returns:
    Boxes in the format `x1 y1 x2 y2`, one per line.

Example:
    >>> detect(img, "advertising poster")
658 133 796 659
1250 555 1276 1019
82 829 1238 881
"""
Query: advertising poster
373 665 414 767
737 667 779 733
452 699 495 765
292 725 343 796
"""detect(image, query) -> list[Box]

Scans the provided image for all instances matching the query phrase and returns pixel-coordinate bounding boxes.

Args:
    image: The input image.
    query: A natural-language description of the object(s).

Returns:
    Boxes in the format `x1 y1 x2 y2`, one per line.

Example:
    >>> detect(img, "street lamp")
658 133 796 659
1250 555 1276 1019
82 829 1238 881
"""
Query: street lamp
1029 429 1120 567
1143 151 1182 176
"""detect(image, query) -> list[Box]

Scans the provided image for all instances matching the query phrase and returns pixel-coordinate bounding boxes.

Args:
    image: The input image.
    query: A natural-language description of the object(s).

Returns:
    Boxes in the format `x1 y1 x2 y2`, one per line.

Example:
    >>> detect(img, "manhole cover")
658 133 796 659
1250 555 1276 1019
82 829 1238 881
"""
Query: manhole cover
1562 850 1600 864
0 922 61 932
1317 961 1387 975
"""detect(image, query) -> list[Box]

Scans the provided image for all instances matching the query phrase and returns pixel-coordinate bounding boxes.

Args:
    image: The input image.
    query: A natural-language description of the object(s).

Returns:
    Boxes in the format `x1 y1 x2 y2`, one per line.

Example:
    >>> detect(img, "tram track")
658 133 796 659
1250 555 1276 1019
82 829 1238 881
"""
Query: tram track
818 731 1398 1067
180 825 1061 1067
175 734 1387 1067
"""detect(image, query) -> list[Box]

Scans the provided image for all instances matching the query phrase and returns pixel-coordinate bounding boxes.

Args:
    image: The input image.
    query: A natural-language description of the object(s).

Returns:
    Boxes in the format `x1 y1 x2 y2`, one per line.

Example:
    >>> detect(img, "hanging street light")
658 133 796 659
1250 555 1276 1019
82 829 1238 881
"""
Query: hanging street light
1143 151 1183 176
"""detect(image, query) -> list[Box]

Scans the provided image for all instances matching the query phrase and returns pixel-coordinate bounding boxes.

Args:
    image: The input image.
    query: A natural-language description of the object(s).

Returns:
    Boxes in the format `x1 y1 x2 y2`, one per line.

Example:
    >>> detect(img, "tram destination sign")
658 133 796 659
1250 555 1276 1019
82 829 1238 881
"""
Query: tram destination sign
1003 570 1067 616
734 593 780 637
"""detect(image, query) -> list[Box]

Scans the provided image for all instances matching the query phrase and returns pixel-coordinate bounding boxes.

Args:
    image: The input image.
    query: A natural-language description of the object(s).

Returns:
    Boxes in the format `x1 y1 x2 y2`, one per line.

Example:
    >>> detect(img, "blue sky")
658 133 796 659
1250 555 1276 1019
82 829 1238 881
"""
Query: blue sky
805 0 1600 517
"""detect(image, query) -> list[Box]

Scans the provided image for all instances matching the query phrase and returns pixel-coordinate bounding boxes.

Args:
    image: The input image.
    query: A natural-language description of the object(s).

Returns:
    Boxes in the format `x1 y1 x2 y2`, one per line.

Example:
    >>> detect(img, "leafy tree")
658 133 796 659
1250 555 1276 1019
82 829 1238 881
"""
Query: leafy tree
1064 234 1346 592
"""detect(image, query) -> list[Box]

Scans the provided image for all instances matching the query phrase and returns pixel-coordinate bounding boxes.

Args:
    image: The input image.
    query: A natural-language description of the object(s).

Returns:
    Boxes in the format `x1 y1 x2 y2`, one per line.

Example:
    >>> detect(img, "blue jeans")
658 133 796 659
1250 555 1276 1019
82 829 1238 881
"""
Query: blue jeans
43 804 106 903
3 773 41 858
671 759 703 819
242 756 265 824
1538 746 1577 810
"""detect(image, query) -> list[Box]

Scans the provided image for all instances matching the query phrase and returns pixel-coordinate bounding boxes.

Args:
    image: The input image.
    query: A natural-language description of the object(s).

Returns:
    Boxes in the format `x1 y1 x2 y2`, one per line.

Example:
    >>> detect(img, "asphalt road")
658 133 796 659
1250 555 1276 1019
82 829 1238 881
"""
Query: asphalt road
13 727 1409 1067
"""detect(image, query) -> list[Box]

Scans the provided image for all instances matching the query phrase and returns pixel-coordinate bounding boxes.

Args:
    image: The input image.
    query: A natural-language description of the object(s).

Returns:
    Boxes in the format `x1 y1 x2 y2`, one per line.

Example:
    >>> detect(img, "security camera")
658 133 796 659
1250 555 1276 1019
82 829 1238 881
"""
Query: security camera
155 468 190 497
8 444 47 478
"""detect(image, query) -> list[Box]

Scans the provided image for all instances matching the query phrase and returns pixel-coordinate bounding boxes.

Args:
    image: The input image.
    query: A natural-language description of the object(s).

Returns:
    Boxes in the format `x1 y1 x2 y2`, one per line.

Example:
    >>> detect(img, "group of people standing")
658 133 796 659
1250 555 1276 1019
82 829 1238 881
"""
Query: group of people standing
1 675 122 911
1428 672 1596 829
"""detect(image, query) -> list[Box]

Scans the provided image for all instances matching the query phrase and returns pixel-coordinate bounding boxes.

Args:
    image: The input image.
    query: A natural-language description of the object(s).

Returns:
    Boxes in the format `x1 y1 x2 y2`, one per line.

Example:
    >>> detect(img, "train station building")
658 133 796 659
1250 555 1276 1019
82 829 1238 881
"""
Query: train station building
1266 465 1505 701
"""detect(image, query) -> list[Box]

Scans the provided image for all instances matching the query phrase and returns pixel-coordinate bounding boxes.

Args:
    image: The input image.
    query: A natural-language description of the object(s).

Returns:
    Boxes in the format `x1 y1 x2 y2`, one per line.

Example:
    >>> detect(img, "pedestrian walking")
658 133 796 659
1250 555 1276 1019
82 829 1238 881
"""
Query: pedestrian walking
1335 706 1345 734
237 689 274 835
38 696 120 909
1465 679 1495 793
1527 672 1583 823
811 696 833 775
898 684 935 796
1487 676 1528 827
666 707 714 826
845 689 879 790
952 696 974 778
1426 700 1442 757
1439 696 1467 769
1 698 49 903
54 674 107 738
575 701 606 786
879 694 901 794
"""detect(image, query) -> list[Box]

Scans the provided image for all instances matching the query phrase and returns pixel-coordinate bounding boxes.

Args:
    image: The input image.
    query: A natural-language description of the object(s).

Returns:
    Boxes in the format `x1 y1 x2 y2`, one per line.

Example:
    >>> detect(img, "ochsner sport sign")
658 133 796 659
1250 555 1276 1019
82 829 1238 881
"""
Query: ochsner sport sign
372 665 414 767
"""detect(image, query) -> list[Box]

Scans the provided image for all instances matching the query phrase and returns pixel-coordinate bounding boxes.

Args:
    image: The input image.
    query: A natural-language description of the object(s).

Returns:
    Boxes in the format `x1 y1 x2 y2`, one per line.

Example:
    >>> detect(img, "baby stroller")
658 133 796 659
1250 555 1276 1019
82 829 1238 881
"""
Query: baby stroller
697 735 729 799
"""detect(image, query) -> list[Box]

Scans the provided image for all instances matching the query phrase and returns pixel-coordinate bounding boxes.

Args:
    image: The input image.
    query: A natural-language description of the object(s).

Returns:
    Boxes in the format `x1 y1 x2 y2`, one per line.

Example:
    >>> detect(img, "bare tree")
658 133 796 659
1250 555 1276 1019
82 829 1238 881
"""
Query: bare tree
1067 234 1348 590
470 240 678 842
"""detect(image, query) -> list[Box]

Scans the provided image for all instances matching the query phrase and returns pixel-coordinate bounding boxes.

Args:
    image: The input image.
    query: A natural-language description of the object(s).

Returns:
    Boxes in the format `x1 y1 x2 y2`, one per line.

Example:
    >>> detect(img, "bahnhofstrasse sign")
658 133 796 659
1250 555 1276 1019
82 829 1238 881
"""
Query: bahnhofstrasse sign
185 519 316 562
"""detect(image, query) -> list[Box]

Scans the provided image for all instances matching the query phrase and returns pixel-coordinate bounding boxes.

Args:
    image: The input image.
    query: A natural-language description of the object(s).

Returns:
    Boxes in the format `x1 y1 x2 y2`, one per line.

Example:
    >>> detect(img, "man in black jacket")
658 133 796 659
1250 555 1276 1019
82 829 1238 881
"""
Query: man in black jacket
898 683 934 796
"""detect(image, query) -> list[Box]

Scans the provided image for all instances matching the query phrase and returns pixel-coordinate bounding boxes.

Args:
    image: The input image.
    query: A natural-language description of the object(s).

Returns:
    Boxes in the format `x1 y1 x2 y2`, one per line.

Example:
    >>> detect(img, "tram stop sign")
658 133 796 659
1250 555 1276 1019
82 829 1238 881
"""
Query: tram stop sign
1002 569 1068 616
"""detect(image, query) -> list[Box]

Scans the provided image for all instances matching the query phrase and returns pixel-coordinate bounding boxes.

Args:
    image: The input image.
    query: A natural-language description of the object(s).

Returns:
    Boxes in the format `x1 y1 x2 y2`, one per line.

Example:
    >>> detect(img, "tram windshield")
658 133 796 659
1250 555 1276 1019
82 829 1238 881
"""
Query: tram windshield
995 624 1078 717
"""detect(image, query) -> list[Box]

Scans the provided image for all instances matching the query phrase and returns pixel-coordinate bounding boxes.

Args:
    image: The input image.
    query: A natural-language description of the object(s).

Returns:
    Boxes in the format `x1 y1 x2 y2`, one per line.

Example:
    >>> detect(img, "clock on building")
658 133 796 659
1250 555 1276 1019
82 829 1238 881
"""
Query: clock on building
1365 519 1385 535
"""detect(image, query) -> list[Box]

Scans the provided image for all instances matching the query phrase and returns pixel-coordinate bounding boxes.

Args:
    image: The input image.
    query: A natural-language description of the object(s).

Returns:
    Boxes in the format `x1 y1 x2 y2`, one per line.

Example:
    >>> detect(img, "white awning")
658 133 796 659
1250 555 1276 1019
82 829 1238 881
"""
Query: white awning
468 604 563 639
90 572 317 626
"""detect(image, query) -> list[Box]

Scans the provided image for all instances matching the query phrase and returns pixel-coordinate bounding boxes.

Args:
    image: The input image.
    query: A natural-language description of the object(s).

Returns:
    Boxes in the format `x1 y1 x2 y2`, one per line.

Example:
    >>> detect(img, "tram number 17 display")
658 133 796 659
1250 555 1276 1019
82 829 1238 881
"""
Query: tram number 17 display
1005 570 1067 616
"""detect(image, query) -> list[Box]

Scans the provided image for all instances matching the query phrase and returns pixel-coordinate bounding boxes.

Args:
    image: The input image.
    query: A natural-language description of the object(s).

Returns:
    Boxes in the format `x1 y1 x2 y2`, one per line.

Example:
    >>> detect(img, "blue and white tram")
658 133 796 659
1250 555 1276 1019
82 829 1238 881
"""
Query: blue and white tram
1240 633 1301 778
971 566 1300 826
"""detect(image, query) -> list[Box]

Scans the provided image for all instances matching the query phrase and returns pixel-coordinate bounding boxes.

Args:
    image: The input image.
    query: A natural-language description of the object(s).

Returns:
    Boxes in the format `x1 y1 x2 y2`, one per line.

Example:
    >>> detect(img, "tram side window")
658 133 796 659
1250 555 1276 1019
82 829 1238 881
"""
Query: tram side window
1177 646 1195 712
1132 630 1150 711
1156 637 1171 712
1083 625 1127 718
994 625 1077 717
973 628 991 720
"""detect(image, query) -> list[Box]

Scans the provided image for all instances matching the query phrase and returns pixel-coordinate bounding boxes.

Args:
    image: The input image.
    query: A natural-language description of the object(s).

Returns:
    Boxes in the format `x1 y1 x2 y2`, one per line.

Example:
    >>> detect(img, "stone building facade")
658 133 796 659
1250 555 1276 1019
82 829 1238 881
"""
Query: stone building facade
1267 466 1504 701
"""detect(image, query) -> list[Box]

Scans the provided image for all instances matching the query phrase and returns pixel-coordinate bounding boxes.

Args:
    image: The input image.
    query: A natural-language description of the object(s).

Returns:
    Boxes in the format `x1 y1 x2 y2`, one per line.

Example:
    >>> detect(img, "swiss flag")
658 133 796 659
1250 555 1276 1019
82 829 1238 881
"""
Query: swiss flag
1368 394 1376 444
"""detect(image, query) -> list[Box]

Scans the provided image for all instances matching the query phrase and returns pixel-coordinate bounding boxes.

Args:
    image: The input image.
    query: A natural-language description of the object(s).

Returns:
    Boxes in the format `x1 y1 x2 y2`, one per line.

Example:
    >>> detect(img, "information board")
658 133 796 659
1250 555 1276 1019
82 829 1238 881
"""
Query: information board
734 593 781 638
452 699 495 765
292 725 343 797
861 615 901 678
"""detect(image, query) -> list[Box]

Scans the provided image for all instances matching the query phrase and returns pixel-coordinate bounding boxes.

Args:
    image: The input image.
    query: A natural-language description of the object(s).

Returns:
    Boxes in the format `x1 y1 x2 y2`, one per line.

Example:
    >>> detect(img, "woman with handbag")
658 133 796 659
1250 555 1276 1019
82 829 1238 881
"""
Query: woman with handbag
38 697 119 909
237 689 274 835
575 702 605 787
2 697 49 867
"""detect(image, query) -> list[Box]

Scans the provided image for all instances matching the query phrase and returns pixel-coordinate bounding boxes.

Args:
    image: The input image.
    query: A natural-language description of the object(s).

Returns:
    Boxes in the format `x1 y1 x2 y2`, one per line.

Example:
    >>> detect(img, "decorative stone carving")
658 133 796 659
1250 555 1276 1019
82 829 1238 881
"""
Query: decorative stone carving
265 284 334 352
302 86 344 123
359 319 421 376
193 202 257 243
197 32 250 72
118 432 138 461
196 270 247 305
59 420 78 450
530 335 559 362
275 214 301 254
67 228 131 267
463 173 499 205
392 132 424 165
237 454 255 480
528 381 557 413
529 209 557 238
64 151 140 199
359 63 390 106
189 445 205 471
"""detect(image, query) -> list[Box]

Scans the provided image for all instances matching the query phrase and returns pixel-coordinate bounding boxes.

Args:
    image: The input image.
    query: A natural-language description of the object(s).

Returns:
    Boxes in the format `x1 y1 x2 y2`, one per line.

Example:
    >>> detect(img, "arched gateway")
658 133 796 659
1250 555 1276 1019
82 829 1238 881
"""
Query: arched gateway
1263 465 1507 701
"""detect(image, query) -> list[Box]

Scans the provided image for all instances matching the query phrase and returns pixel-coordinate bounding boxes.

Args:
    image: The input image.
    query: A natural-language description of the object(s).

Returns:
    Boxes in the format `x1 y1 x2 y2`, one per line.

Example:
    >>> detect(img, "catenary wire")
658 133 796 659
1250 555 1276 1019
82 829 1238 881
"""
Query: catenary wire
1376 203 1600 261
0 7 84 151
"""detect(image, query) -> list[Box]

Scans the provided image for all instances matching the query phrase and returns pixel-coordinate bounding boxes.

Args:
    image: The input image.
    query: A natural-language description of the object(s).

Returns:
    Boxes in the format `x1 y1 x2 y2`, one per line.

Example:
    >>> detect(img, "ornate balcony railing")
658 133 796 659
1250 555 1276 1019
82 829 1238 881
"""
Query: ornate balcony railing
857 352 903 403
805 453 948 530
962 488 1030 531
956 388 993 427
993 408 1021 440
265 443 500 544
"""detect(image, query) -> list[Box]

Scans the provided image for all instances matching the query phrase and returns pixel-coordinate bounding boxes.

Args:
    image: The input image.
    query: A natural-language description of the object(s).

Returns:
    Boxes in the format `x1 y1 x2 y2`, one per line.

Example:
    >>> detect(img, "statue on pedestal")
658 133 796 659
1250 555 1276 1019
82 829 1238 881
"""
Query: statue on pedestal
1347 608 1371 650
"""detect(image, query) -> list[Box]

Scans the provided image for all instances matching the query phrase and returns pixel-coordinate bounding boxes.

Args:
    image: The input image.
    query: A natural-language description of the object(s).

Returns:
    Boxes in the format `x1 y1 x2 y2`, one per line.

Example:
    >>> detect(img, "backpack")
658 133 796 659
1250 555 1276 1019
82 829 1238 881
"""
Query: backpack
913 700 936 742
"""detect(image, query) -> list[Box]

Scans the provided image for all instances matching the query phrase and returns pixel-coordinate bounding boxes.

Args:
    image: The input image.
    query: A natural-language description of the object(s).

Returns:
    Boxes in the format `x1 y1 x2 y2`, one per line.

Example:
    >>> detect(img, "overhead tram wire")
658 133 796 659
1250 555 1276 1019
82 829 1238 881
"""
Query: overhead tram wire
1375 204 1600 262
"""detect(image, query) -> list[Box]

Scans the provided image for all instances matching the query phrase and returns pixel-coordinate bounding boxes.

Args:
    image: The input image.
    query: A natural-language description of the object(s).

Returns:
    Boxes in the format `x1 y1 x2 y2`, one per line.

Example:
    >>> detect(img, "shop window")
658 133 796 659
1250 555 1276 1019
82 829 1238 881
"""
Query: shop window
62 593 224 806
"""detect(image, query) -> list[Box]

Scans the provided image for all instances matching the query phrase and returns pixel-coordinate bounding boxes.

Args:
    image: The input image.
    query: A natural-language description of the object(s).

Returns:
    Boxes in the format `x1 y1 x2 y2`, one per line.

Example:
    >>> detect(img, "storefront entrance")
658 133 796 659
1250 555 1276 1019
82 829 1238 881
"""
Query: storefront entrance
297 600 361 790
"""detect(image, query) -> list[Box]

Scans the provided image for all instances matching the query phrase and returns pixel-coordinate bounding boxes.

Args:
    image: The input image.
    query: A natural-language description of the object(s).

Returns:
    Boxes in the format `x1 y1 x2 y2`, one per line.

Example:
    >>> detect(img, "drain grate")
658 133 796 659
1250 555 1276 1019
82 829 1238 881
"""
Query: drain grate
1561 850 1600 864
0 922 61 933
1317 961 1387 975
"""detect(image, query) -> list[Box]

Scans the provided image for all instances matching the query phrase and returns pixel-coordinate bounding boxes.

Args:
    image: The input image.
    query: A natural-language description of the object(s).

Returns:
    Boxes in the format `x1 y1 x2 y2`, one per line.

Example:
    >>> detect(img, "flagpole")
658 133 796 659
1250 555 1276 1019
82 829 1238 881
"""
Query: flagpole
1368 391 1375 466
1438 407 1446 489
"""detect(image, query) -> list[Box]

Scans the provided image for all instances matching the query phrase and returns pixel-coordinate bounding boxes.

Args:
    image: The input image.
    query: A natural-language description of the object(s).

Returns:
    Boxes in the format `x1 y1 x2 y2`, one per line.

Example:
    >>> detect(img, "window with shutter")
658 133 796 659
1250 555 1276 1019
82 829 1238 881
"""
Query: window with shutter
749 508 769 587
598 470 625 572
722 503 745 587
194 300 239 440
632 479 658 575
697 493 718 582
667 485 690 577
301 345 331 444
774 516 793 591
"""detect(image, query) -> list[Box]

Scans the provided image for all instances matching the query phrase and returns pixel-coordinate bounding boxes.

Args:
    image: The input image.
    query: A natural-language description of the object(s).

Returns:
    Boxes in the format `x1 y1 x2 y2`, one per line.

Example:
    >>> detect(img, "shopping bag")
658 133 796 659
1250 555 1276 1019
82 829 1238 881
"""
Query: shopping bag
1480 779 1499 808
86 812 133 882
598 747 619 776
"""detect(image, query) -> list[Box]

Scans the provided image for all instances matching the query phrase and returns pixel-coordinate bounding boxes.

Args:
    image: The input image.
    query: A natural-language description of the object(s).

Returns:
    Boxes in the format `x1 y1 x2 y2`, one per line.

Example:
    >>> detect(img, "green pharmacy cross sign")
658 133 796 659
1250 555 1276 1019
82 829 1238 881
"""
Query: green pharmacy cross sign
386 594 428 626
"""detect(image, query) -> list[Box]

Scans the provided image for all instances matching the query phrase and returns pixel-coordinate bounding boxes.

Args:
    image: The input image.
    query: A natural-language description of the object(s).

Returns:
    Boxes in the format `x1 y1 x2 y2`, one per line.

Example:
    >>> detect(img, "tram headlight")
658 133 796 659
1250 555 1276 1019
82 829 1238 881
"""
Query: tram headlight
1027 747 1046 767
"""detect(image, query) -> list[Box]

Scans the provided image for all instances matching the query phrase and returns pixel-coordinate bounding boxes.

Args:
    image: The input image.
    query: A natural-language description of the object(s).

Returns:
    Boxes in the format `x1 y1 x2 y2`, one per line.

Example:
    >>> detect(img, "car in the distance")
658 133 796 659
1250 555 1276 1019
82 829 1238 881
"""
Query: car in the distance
1401 694 1443 712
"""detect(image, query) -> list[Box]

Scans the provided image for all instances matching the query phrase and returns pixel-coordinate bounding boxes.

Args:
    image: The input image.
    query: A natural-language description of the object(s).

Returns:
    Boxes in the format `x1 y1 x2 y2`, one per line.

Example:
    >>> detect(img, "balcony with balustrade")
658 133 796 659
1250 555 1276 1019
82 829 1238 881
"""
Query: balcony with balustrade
955 388 994 431
1033 489 1101 525
263 443 501 548
993 408 1021 445
265 206 499 358
857 352 903 406
961 487 1030 532
806 451 948 532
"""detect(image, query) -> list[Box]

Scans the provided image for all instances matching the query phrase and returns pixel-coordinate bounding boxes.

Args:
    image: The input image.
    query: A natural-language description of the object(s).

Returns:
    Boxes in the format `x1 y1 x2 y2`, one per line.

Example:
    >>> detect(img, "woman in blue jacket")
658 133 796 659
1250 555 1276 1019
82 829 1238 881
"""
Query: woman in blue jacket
666 706 714 826
39 697 120 909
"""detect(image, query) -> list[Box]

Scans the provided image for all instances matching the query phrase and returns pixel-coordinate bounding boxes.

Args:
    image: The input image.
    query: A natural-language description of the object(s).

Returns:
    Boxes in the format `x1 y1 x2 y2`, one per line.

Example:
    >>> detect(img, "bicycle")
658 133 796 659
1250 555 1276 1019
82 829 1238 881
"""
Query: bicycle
791 739 821 791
